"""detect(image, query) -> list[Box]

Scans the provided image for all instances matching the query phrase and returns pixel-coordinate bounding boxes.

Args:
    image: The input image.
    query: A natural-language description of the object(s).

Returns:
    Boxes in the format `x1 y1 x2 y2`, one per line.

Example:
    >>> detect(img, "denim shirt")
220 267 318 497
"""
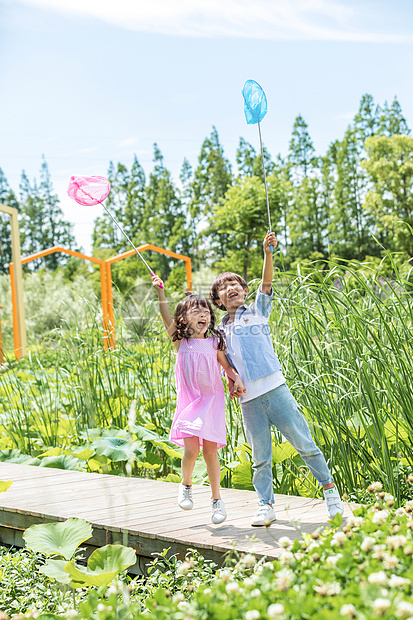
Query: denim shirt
218 287 282 382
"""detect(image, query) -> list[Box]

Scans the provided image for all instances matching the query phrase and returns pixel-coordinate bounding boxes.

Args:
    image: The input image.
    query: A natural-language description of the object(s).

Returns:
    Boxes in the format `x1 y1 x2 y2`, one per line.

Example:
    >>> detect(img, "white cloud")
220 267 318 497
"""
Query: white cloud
8 0 413 42
117 137 137 147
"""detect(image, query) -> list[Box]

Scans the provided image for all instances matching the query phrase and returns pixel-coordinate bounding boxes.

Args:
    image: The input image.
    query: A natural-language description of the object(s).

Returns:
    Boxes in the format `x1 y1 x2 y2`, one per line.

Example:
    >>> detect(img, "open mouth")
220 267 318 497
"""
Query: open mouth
228 292 238 299
197 319 207 329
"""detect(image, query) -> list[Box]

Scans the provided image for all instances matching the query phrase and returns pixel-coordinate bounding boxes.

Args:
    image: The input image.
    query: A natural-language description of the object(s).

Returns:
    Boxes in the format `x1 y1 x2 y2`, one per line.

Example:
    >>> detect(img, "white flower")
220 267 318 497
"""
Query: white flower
245 611 260 620
251 589 261 597
226 582 240 594
404 501 413 513
359 536 375 553
242 554 257 567
368 571 388 585
172 592 185 603
203 588 212 595
340 604 357 617
255 565 264 575
263 561 275 570
389 574 410 588
219 569 232 582
387 535 407 550
244 578 255 588
395 507 406 517
372 598 391 615
370 482 383 492
327 582 342 596
278 536 293 548
177 561 192 575
275 568 295 591
347 516 364 529
177 601 189 611
267 603 285 617
384 493 394 503
383 552 400 570
279 551 295 566
397 601 413 618
326 553 342 566
331 531 346 546
96 604 106 612
372 510 390 524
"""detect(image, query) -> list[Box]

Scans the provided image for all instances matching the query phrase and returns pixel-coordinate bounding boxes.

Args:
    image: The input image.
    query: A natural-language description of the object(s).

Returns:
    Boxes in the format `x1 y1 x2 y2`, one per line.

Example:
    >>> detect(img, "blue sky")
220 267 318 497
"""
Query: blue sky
1 0 413 254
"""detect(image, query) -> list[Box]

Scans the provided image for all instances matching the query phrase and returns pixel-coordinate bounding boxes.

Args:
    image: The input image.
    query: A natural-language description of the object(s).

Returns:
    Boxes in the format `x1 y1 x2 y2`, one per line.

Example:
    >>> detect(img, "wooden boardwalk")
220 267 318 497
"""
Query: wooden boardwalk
0 463 353 574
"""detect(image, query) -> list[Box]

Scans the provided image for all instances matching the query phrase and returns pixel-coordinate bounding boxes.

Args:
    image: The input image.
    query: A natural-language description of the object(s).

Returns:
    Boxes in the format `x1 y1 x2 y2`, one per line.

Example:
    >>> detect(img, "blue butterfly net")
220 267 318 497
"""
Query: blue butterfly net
242 79 268 125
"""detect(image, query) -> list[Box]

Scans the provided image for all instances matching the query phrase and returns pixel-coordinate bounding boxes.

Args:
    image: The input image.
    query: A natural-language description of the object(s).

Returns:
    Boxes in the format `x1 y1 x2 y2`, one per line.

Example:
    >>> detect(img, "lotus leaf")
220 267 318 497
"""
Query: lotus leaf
64 544 136 589
23 517 93 560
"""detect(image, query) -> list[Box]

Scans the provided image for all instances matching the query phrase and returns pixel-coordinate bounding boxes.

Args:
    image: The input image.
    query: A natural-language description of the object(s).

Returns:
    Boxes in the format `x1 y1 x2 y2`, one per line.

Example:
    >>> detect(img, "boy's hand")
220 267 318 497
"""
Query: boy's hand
263 231 277 255
227 374 246 399
152 274 165 291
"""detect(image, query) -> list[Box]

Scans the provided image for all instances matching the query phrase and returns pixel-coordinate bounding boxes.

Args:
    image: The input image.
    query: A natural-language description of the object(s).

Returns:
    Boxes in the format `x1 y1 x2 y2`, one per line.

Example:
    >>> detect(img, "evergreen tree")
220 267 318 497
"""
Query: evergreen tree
288 115 318 181
377 98 411 137
0 168 19 274
20 157 74 270
143 144 189 278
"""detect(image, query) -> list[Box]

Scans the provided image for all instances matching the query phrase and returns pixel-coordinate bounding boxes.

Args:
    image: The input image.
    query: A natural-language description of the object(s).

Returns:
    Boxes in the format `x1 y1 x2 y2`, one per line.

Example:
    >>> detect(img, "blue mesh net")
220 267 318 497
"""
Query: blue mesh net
242 79 268 125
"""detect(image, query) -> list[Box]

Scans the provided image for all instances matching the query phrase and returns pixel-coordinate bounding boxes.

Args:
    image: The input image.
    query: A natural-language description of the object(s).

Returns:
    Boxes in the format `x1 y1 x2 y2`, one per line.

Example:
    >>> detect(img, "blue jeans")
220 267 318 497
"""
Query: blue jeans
241 384 334 505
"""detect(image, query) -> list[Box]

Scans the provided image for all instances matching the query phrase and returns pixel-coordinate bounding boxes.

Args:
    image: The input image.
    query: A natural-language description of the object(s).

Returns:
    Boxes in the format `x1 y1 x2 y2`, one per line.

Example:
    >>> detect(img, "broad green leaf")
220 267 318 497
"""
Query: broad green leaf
40 559 71 585
152 441 182 460
92 437 142 462
272 441 297 463
232 461 254 490
23 517 93 560
64 544 136 589
40 455 80 470
136 461 161 470
64 446 95 460
0 480 12 493
39 447 64 458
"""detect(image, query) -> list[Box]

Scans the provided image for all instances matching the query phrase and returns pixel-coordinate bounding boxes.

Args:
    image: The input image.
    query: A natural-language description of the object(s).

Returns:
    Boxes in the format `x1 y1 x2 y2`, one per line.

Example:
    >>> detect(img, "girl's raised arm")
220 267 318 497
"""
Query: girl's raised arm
152 275 180 351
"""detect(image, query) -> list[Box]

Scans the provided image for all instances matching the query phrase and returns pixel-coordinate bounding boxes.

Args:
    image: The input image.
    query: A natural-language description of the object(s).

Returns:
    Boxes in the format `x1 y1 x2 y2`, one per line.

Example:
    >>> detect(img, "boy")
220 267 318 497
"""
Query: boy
210 231 343 526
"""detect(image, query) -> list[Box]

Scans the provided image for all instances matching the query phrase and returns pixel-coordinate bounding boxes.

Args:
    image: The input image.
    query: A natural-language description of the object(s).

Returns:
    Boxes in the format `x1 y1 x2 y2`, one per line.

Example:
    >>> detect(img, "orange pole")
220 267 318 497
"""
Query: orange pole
99 262 110 350
106 261 116 348
185 257 192 291
0 305 3 364
9 263 20 358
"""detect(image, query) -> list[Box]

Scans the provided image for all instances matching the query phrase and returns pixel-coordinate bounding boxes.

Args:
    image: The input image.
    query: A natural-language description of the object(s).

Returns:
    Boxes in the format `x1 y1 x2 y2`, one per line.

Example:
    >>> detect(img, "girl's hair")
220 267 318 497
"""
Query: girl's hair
173 293 225 350
209 272 248 311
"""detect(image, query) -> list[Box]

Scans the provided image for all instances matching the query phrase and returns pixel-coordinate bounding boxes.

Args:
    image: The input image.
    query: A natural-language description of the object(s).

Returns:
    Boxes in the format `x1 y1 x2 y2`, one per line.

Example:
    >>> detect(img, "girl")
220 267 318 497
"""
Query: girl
152 275 246 525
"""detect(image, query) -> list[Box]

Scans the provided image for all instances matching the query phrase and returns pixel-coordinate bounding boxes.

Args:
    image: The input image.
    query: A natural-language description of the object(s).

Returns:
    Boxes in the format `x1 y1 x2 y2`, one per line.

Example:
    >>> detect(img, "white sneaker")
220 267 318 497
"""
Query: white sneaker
211 499 227 524
178 483 193 510
251 504 276 527
324 487 344 519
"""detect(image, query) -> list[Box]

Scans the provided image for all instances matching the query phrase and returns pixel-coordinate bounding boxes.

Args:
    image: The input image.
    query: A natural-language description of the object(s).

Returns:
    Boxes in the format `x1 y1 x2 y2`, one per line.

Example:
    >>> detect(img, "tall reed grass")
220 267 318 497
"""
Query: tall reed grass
0 254 412 501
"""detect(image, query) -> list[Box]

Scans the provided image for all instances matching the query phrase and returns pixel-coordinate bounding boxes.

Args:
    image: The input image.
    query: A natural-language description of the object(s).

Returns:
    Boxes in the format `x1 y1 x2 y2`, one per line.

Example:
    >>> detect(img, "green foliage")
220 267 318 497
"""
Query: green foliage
23 518 93 561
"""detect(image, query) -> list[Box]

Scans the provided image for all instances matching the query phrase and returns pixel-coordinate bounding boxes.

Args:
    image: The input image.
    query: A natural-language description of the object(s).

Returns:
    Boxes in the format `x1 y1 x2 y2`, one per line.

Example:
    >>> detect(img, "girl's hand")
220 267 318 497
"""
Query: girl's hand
231 375 246 399
263 231 277 254
152 274 164 291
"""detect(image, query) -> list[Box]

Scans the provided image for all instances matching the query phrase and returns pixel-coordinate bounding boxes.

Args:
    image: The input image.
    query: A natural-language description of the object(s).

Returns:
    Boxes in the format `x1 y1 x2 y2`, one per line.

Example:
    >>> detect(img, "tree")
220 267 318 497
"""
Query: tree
93 156 147 254
20 157 74 270
288 115 318 181
212 175 285 280
377 98 411 138
0 168 19 274
362 134 413 256
143 144 189 278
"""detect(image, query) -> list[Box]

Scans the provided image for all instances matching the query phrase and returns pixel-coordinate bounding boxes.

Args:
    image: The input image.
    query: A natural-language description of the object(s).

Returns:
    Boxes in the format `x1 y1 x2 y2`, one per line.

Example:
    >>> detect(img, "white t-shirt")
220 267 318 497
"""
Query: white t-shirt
224 320 285 404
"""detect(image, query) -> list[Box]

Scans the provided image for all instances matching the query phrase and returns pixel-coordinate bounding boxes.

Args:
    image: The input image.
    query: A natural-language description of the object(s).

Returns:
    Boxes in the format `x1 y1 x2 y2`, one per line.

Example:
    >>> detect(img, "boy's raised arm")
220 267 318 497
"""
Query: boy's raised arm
261 231 278 295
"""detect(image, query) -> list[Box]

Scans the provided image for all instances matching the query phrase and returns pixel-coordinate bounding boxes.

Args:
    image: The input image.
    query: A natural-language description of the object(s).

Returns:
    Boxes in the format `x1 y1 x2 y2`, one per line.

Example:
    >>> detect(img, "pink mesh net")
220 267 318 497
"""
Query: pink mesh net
67 175 111 206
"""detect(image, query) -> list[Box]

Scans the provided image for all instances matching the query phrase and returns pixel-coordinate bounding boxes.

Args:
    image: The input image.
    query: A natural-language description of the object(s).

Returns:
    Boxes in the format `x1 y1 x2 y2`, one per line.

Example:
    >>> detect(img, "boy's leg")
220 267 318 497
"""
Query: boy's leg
263 384 334 487
241 398 274 505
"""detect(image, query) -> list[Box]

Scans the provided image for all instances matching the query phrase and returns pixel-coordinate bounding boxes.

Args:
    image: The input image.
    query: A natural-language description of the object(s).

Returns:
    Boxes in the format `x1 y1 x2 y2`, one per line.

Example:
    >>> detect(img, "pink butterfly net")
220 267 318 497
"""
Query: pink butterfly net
67 175 111 206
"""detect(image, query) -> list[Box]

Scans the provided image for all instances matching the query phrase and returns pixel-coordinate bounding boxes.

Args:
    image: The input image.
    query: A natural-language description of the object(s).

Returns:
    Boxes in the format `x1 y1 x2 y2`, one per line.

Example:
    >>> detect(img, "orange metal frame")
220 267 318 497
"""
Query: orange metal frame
105 244 192 347
9 243 192 353
0 305 3 364
10 246 111 350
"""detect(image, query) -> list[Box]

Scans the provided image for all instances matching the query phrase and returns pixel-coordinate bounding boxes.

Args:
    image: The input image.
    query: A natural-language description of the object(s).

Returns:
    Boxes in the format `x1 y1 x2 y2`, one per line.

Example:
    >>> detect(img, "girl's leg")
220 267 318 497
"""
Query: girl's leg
182 436 200 485
202 440 221 500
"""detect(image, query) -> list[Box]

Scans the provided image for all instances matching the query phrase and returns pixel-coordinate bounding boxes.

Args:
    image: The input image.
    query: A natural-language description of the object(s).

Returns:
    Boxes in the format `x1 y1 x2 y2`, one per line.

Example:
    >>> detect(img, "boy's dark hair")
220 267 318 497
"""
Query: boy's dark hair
209 272 248 312
173 292 225 350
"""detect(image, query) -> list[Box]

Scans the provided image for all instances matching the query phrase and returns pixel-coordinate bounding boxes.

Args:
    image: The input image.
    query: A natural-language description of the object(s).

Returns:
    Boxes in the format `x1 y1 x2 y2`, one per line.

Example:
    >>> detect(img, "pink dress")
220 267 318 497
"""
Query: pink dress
170 337 226 448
